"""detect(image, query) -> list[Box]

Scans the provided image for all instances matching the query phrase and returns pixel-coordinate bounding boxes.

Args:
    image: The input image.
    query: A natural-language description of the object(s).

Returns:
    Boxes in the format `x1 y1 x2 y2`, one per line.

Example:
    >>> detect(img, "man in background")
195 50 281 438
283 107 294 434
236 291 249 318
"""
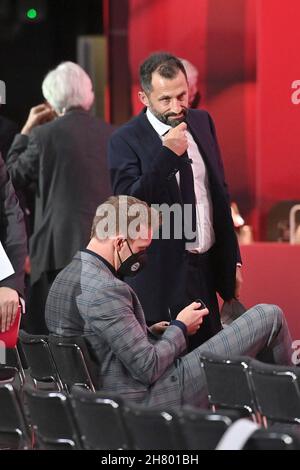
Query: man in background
7 62 114 333
108 52 242 350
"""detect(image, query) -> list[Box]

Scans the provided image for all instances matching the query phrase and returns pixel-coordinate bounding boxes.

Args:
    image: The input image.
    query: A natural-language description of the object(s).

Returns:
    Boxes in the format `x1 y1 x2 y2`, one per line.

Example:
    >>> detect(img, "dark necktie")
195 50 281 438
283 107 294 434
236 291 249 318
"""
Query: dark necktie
179 151 197 241
162 128 197 241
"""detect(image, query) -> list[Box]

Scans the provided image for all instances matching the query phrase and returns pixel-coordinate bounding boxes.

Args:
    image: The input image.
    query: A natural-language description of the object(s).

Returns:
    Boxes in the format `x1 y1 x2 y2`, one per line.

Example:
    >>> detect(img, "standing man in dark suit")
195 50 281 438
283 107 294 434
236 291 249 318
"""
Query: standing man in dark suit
108 52 242 349
7 62 114 334
0 154 26 332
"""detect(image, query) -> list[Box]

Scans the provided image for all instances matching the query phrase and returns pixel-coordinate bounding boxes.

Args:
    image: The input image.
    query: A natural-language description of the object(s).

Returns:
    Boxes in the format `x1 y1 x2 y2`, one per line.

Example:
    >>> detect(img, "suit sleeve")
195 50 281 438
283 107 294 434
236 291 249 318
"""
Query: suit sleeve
207 113 231 203
6 131 39 189
0 155 27 296
108 131 180 204
87 282 187 386
207 112 242 264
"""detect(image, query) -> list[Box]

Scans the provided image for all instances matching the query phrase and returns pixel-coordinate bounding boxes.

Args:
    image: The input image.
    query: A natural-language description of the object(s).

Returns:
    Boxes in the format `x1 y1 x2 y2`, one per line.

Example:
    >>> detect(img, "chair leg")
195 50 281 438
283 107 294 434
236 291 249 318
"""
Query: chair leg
14 347 26 387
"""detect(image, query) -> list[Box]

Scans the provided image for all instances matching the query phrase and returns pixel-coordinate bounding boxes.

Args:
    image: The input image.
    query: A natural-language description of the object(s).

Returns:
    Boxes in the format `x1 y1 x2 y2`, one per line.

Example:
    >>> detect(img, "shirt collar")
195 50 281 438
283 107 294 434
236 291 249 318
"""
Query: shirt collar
82 249 118 278
146 108 171 137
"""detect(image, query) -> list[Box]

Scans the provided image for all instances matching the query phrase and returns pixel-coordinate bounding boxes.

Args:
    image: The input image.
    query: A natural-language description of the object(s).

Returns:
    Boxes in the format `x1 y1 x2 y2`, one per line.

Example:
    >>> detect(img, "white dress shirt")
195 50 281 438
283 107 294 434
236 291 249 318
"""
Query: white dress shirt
146 108 215 253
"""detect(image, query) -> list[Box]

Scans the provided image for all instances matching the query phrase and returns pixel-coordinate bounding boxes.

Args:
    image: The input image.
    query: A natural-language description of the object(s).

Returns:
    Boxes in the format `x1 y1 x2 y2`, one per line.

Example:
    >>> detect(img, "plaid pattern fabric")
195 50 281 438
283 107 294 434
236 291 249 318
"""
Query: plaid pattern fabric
181 304 293 407
45 251 293 408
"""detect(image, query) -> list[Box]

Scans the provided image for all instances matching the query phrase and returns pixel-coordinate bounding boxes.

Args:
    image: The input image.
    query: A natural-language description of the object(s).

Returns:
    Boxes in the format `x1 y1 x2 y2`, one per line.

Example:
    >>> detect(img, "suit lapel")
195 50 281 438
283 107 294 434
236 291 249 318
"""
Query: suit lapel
186 111 223 189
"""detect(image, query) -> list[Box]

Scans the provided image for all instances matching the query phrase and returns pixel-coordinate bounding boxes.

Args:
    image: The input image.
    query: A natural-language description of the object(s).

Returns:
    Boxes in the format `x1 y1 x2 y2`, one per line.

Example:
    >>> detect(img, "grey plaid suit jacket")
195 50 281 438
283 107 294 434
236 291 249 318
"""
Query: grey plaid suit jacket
45 250 189 407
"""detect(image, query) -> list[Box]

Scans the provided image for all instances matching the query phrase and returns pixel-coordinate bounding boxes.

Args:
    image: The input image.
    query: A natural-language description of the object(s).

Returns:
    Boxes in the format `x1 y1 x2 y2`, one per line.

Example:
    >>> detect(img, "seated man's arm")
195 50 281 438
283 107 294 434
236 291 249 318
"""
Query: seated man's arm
88 282 187 386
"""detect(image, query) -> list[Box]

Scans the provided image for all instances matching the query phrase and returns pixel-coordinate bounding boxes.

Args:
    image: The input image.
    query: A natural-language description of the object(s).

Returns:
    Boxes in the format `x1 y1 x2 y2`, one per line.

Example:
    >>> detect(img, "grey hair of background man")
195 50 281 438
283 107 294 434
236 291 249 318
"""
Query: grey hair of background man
179 59 199 85
42 61 94 114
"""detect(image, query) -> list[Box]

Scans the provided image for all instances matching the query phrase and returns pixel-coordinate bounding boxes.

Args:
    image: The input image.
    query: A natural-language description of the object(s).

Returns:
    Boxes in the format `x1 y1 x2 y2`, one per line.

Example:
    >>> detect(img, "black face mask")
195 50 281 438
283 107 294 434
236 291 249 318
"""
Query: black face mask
117 240 148 279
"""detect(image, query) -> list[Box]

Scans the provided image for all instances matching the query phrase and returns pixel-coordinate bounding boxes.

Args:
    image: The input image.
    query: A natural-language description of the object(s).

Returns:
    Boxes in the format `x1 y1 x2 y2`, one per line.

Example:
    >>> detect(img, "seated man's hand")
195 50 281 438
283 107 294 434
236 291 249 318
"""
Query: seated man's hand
150 321 170 335
176 302 209 336
0 287 19 332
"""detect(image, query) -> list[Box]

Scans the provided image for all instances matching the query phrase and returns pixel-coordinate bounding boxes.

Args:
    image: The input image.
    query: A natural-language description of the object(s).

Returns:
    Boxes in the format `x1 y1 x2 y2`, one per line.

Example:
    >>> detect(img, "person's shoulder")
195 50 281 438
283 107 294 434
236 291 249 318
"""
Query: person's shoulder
110 112 145 141
188 108 210 120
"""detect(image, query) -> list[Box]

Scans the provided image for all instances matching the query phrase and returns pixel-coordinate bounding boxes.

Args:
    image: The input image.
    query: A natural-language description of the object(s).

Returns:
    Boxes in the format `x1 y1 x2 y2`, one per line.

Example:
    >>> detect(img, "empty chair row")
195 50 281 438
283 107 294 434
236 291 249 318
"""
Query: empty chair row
18 330 98 392
0 379 299 451
10 331 300 430
200 351 300 427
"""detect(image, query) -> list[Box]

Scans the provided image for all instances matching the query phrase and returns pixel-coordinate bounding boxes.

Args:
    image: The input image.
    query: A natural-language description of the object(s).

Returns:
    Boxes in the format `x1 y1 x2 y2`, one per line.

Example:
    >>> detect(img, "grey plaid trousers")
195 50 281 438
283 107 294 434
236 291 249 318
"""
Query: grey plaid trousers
180 303 293 407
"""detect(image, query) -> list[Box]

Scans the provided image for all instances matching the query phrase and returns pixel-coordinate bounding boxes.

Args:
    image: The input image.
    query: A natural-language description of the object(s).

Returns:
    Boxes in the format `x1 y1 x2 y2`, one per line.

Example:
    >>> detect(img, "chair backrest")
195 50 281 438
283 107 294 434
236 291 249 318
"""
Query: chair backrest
178 406 241 450
5 343 26 387
249 360 300 424
122 403 183 450
199 352 255 415
48 335 98 393
0 366 18 382
244 429 300 450
24 386 82 450
0 382 31 449
266 200 300 241
19 330 62 389
71 386 130 450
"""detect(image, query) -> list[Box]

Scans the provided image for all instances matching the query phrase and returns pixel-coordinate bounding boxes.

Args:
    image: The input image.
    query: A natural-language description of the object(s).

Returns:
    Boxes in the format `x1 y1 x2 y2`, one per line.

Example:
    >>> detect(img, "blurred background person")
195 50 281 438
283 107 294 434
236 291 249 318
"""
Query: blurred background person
180 58 201 109
0 111 19 163
7 62 114 334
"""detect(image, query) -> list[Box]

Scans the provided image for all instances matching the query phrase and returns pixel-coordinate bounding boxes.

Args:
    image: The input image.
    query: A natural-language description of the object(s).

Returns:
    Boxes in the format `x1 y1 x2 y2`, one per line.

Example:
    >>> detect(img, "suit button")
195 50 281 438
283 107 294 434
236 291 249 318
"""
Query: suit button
170 376 177 382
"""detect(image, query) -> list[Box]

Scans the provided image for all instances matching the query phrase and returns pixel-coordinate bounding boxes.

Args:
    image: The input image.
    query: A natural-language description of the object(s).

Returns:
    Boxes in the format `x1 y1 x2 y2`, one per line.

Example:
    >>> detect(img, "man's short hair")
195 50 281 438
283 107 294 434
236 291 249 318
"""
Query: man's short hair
91 195 160 241
139 52 187 94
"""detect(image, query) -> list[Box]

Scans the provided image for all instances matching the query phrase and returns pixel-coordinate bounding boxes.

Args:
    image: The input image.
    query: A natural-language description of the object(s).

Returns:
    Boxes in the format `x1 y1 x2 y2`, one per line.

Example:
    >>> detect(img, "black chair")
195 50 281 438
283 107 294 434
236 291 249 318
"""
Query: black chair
19 330 63 390
249 360 300 426
122 403 183 450
0 382 31 449
5 343 26 387
178 406 241 450
0 366 18 382
71 386 130 450
244 429 300 450
199 352 256 419
24 386 82 449
48 335 98 393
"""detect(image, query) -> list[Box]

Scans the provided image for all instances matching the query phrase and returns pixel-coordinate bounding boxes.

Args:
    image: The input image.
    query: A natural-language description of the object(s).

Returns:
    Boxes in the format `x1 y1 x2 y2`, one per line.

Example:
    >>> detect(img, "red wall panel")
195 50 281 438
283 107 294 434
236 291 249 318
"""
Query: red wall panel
257 0 300 236
128 0 208 114
128 0 257 229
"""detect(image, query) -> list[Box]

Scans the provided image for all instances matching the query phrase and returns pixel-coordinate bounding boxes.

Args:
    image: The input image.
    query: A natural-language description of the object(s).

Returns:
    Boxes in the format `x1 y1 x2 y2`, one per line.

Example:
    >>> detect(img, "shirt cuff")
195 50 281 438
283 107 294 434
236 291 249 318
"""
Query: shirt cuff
170 319 187 338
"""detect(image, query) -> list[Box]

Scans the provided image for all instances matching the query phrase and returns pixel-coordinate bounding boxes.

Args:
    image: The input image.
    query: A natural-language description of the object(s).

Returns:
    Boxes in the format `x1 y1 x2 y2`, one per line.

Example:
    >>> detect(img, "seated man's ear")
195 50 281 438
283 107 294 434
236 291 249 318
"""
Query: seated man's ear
114 236 126 252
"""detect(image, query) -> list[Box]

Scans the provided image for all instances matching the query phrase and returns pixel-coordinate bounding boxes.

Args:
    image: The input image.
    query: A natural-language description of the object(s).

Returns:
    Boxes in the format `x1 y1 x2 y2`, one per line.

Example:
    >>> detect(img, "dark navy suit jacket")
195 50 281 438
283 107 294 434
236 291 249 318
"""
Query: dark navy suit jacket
108 108 240 323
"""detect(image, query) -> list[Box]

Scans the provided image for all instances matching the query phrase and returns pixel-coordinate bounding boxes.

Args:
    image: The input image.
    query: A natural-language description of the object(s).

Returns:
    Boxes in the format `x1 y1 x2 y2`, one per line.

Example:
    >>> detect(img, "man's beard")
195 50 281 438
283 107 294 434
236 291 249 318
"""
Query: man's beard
151 107 187 128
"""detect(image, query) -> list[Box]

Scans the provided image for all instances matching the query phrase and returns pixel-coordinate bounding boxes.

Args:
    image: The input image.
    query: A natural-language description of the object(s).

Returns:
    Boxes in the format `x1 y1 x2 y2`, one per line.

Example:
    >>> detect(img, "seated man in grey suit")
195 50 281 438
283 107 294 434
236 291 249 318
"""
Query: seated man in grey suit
45 195 293 408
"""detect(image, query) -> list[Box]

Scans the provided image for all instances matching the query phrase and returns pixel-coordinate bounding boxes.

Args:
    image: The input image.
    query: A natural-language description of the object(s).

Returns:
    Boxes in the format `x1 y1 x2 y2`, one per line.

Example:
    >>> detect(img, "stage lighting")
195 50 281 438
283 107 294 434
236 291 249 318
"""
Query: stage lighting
18 0 47 23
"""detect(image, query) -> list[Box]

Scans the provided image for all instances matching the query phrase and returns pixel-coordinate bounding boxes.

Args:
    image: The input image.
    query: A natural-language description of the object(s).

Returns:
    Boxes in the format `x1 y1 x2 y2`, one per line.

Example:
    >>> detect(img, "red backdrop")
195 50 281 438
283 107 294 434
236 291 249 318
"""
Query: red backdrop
128 0 257 233
256 0 300 237
127 0 300 238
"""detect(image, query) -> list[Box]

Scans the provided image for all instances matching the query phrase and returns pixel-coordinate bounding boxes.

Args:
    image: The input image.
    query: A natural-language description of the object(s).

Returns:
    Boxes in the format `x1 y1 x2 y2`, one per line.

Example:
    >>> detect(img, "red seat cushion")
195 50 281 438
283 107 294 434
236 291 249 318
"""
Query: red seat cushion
0 305 21 348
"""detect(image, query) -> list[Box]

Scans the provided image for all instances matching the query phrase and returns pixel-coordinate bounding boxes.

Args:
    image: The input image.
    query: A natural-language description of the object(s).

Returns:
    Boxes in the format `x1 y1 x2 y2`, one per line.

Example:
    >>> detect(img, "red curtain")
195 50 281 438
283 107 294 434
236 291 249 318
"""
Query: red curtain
257 0 300 236
128 0 257 232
